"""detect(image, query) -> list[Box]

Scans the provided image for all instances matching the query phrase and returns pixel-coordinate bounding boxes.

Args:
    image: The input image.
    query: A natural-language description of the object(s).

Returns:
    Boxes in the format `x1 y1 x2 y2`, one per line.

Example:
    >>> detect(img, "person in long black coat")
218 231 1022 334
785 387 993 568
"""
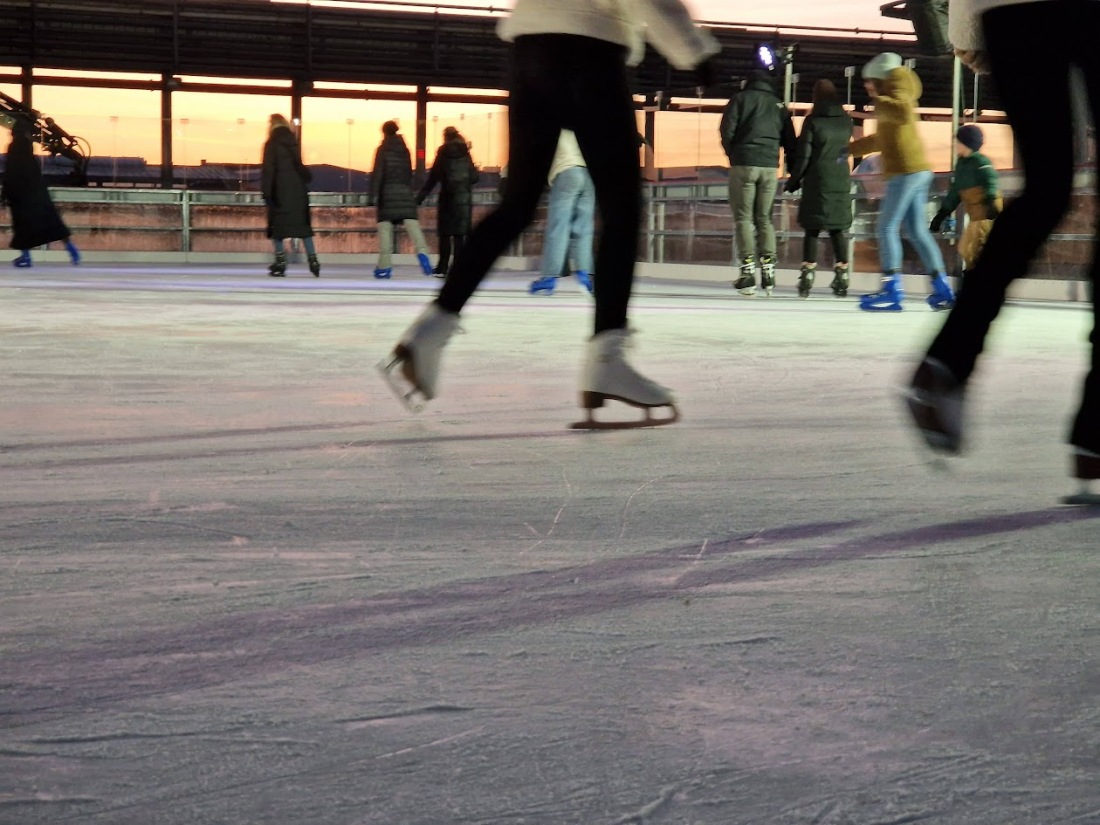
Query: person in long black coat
1 128 80 267
370 121 433 278
417 127 479 277
785 79 854 298
261 114 318 277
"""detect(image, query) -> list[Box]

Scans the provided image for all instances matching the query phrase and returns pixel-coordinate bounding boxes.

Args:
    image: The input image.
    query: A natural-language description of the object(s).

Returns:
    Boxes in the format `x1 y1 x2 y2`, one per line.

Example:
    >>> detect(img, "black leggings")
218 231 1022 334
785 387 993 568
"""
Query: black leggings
437 234 465 273
924 0 1100 451
437 34 641 334
802 229 848 265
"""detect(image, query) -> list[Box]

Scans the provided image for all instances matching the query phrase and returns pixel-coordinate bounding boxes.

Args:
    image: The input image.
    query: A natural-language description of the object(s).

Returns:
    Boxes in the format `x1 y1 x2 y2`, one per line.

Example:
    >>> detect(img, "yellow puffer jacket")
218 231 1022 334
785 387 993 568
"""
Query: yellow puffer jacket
849 66 930 178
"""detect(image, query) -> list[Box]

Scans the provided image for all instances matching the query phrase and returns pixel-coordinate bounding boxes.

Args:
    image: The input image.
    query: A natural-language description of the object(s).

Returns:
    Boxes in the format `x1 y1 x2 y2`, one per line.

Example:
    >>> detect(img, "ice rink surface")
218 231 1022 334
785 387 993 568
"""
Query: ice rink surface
2 262 1098 824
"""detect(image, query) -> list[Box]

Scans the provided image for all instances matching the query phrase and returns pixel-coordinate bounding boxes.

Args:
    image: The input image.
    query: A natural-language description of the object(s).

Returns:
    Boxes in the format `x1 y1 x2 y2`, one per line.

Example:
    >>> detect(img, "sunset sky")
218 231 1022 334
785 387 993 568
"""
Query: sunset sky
5 1 927 176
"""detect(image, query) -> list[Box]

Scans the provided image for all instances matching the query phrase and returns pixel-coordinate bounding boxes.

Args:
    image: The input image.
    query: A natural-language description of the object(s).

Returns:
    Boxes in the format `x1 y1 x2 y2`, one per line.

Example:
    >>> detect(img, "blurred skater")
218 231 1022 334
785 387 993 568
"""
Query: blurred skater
371 121 433 279
417 127 479 279
261 114 318 277
379 0 720 428
529 129 596 296
907 0 1100 503
785 79 853 298
1 127 80 267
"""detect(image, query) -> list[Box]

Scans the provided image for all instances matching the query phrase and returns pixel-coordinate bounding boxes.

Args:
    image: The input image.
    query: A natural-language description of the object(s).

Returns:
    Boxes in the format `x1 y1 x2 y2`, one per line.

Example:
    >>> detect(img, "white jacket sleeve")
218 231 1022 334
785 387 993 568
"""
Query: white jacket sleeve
948 0 984 52
629 0 721 70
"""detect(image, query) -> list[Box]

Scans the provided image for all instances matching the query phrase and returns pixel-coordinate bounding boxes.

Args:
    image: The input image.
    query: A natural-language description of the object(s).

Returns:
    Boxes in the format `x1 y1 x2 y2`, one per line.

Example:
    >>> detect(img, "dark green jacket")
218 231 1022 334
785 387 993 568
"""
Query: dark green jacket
940 151 999 213
789 101 854 233
719 76 796 169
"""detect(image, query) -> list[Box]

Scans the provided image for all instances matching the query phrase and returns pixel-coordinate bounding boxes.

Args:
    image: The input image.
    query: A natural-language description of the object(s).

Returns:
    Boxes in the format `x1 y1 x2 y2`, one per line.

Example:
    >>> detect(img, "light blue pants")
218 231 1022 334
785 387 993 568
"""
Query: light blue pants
541 166 596 278
877 169 946 275
273 237 316 256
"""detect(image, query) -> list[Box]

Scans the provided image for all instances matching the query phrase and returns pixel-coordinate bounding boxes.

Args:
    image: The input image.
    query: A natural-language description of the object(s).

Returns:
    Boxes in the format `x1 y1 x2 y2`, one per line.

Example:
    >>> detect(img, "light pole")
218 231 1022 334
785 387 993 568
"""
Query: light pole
346 118 354 192
237 118 246 190
110 115 118 185
180 117 189 187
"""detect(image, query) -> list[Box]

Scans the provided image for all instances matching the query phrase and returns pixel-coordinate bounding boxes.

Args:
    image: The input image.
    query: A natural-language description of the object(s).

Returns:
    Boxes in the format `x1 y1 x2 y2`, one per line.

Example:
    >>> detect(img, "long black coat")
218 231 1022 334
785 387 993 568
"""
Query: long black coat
788 101 854 233
2 130 71 250
261 126 313 239
419 137 479 236
371 135 418 224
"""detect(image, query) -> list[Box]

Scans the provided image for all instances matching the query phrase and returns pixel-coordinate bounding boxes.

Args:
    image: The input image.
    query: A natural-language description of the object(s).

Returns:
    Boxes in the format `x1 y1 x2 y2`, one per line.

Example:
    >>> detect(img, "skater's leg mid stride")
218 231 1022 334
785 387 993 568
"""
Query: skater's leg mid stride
377 4 718 429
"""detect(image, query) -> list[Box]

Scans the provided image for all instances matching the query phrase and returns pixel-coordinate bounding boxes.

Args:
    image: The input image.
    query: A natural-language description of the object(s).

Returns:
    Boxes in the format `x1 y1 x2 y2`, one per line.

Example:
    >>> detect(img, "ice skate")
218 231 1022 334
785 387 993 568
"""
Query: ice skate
926 273 956 311
376 302 461 412
904 357 964 455
571 329 678 430
797 264 816 299
575 270 594 295
733 256 756 296
760 256 776 296
66 240 81 266
308 254 321 277
830 263 849 297
268 251 287 277
373 266 393 279
417 252 433 276
529 276 556 295
859 275 903 311
13 250 31 268
1061 448 1100 506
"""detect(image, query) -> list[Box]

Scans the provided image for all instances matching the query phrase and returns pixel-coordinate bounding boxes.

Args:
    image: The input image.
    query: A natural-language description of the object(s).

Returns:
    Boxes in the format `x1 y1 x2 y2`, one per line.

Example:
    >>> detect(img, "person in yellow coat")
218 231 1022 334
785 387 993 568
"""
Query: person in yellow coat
848 53 956 312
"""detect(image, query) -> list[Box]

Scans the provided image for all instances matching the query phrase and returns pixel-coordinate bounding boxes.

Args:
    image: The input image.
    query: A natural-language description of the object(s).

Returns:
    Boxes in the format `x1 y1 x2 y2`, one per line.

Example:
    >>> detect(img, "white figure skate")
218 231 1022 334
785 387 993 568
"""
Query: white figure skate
377 303 461 412
571 329 679 430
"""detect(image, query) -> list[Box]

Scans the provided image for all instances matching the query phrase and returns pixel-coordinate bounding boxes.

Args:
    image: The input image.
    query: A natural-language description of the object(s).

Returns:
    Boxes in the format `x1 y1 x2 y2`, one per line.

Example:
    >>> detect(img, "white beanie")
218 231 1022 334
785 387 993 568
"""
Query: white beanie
862 52 903 80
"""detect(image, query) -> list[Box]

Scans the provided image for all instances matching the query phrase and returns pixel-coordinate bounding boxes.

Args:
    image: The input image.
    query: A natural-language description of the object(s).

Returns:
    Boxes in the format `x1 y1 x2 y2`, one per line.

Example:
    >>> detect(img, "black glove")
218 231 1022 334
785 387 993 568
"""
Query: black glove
984 199 1001 220
693 57 718 91
784 178 801 194
930 210 949 233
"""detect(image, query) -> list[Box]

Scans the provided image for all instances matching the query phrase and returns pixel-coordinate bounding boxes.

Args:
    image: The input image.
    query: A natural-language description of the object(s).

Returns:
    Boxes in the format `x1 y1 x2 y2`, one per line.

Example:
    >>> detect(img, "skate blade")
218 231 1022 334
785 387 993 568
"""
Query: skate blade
1061 489 1100 506
736 288 756 297
902 392 962 458
571 397 680 430
376 353 427 413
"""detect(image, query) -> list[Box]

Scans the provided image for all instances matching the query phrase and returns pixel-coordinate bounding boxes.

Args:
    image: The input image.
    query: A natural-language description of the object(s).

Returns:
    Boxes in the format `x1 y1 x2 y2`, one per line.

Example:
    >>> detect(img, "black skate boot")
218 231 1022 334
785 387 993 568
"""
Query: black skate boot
733 256 756 296
308 254 321 277
269 251 287 277
797 264 816 299
760 255 776 296
830 262 849 297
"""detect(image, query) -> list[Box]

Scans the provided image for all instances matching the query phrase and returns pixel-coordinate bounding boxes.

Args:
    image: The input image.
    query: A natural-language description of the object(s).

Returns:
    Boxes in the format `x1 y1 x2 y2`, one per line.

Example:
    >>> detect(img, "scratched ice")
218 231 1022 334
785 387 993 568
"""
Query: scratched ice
2 263 1098 824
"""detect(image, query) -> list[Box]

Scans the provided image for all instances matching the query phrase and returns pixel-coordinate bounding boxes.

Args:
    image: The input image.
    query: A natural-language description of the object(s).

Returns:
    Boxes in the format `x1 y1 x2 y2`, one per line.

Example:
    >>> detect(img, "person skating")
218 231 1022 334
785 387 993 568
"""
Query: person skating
417 127 479 279
785 79 853 298
371 121 433 279
379 0 720 429
929 123 1002 279
1 128 80 267
719 69 796 296
849 53 955 311
905 0 1100 504
261 114 319 277
530 129 595 296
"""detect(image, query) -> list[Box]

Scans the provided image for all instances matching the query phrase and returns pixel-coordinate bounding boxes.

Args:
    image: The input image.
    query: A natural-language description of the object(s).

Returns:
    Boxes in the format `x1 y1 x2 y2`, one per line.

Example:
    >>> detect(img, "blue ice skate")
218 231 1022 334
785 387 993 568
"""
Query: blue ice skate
926 274 956 311
859 275 904 312
529 276 556 295
417 252 433 276
13 250 31 268
575 270 594 295
373 267 393 279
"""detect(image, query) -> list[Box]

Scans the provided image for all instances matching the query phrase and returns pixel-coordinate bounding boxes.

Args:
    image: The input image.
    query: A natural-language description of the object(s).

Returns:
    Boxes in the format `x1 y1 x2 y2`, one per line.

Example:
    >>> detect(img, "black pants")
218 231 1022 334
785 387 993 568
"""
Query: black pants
802 229 848 265
925 0 1100 452
437 234 465 274
437 34 641 334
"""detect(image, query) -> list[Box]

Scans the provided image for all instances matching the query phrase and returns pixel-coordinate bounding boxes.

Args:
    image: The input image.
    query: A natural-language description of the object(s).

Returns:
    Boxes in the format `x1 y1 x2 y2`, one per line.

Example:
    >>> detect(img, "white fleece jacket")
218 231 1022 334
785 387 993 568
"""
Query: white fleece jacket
498 0 720 71
949 0 1086 52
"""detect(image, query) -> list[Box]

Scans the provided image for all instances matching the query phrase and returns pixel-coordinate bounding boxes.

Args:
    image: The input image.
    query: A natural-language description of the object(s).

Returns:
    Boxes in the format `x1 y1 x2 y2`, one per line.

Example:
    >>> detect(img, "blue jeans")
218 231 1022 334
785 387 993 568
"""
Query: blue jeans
877 169 945 275
540 166 596 278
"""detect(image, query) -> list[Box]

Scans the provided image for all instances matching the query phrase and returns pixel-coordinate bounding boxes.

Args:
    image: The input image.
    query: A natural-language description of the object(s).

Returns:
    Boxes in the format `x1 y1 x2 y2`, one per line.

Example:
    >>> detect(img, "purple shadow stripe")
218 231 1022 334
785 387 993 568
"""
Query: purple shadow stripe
3 509 1095 725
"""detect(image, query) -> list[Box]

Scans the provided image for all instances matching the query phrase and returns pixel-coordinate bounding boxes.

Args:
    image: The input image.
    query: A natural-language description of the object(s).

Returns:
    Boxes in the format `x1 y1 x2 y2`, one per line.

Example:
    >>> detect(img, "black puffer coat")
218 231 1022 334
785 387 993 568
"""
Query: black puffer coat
419 136 479 236
371 135 418 223
788 100 854 233
261 126 313 239
719 73 796 170
2 130 71 250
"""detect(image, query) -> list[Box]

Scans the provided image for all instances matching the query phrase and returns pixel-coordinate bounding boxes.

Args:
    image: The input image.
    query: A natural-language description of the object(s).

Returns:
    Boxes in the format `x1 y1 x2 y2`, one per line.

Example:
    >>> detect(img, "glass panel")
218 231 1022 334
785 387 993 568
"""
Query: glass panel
425 101 507 170
300 97 417 191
